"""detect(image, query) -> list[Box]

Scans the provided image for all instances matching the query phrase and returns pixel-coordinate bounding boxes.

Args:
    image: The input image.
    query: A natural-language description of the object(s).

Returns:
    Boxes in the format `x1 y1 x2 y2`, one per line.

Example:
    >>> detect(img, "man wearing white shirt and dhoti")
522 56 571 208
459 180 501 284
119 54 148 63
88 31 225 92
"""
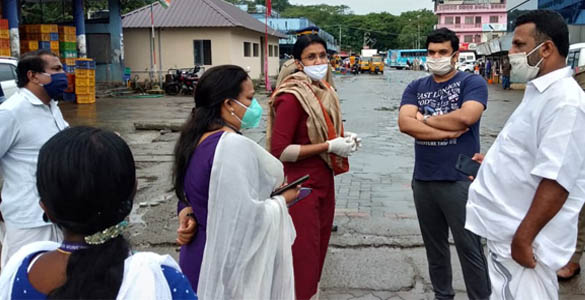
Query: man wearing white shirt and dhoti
465 10 585 300
0 49 69 267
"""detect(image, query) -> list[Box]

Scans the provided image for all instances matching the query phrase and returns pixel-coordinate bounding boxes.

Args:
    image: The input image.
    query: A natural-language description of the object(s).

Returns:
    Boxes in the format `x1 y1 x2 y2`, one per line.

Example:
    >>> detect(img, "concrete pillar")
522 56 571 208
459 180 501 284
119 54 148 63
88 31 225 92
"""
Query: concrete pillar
108 0 124 82
3 0 20 57
73 0 87 58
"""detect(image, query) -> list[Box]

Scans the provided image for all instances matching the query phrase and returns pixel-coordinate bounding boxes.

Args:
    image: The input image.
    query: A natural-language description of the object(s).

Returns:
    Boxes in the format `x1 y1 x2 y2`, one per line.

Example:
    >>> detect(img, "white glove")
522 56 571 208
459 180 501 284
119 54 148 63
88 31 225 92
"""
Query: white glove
344 131 362 152
326 137 355 158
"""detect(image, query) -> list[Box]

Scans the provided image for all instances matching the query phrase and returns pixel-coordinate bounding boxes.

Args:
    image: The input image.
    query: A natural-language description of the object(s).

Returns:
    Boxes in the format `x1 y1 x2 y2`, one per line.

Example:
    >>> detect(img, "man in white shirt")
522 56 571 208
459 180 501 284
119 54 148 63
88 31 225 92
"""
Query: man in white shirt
465 10 585 299
0 49 69 267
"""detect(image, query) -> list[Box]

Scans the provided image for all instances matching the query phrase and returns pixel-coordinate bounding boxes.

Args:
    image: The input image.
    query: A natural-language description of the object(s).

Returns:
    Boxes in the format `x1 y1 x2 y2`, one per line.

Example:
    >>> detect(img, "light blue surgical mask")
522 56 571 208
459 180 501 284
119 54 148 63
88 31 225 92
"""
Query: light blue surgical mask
232 98 263 129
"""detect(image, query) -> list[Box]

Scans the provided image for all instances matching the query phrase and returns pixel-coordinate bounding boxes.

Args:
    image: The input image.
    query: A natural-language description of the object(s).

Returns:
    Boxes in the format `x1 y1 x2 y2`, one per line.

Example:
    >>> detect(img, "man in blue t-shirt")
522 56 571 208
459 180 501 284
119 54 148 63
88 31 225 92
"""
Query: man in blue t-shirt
398 28 490 300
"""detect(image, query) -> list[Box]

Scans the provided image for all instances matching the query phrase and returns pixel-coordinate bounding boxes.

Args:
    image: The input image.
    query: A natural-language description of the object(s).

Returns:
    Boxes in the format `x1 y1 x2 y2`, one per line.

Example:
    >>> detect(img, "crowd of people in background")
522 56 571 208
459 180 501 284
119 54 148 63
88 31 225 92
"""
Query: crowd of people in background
0 8 583 300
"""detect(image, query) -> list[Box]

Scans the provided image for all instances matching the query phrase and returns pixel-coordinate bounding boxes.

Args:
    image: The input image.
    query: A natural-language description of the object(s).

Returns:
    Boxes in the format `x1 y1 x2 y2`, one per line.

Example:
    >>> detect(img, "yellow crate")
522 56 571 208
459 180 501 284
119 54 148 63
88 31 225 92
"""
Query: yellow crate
59 26 76 35
74 68 95 78
50 41 59 49
24 40 38 50
75 78 96 88
40 24 58 33
75 84 95 94
0 48 10 56
59 34 76 42
63 58 76 66
76 93 96 104
0 30 9 39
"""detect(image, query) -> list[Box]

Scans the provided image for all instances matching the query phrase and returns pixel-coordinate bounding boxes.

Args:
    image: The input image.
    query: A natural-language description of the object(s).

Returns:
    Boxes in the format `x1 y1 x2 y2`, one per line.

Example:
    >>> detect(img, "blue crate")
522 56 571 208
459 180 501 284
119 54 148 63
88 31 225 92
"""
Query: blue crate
62 92 76 102
75 60 96 69
50 33 59 41
39 41 51 49
64 64 76 73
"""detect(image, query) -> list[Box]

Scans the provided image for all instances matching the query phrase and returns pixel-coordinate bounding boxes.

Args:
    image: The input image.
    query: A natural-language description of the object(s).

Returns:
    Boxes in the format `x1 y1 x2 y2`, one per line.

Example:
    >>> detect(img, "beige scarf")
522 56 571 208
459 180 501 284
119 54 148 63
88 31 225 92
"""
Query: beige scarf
267 71 346 172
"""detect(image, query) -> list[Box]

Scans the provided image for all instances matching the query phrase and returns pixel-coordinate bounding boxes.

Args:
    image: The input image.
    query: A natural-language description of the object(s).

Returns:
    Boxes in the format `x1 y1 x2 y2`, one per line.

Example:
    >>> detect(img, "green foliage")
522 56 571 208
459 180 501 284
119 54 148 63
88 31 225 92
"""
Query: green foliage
280 3 436 52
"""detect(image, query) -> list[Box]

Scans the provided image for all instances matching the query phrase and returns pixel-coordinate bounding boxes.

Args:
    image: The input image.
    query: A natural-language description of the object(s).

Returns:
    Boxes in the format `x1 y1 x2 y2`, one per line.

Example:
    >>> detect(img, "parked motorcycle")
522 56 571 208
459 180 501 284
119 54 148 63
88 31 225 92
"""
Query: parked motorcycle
164 66 201 96
350 63 359 75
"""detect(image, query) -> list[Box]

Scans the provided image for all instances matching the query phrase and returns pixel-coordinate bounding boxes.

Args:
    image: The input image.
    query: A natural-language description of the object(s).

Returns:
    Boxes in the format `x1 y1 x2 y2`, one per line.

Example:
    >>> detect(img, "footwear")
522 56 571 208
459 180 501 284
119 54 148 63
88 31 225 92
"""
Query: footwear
557 262 581 281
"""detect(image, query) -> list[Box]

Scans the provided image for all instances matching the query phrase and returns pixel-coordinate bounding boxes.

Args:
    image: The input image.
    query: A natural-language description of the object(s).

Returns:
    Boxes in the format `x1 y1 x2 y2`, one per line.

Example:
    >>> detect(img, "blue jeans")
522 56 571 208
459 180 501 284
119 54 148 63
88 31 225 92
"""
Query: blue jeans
502 75 510 89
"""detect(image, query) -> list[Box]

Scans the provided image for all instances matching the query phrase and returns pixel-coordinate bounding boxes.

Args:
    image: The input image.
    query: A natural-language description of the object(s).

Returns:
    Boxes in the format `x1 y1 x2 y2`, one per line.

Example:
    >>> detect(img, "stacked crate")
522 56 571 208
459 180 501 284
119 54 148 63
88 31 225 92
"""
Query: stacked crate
74 58 96 104
0 19 9 56
20 24 60 55
59 27 76 57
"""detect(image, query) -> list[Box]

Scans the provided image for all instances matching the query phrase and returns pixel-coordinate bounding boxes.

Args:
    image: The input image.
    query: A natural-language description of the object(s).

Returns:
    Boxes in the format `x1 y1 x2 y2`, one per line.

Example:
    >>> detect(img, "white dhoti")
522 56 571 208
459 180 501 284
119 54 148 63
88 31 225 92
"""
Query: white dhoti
487 242 558 300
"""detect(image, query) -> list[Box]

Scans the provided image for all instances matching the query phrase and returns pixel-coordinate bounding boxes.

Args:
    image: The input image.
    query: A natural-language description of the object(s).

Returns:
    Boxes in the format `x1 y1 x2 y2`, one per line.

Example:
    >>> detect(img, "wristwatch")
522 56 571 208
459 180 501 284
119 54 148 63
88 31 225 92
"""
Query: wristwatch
423 115 430 124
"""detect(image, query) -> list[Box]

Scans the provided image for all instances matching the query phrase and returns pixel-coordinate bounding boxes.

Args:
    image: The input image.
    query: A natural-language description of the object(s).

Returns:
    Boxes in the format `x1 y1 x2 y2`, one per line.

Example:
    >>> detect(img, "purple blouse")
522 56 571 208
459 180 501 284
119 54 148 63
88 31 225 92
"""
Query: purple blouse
177 131 224 291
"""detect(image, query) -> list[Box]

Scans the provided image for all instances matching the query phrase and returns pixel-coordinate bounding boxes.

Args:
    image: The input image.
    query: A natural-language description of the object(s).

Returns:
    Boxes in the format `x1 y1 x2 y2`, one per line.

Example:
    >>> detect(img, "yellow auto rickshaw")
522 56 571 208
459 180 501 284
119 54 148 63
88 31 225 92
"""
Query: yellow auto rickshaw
370 55 385 74
360 57 371 73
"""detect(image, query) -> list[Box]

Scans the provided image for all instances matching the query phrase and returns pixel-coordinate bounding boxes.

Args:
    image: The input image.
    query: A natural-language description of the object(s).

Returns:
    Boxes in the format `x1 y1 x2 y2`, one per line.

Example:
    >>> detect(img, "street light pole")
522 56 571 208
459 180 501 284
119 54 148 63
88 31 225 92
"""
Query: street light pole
339 25 342 51
417 15 420 49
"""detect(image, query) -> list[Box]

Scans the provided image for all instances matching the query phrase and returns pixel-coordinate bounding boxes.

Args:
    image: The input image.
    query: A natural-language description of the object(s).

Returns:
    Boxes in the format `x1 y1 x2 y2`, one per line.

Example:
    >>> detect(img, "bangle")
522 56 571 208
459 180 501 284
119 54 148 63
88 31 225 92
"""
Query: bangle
423 115 430 124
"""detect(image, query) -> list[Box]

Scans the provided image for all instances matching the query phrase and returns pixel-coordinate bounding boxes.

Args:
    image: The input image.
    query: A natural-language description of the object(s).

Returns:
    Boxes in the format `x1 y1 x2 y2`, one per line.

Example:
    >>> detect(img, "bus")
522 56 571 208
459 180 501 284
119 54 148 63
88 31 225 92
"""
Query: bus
385 49 427 70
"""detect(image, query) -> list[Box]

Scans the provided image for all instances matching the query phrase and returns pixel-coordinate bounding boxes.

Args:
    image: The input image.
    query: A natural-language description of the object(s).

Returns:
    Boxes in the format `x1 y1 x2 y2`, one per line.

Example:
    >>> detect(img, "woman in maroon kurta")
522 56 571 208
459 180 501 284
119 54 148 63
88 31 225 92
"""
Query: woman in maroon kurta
269 34 360 299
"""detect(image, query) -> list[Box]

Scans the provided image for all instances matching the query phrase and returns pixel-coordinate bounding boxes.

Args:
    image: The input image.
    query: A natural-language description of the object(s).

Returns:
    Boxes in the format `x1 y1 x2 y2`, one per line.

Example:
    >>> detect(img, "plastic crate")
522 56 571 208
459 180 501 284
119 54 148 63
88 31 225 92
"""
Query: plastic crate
76 93 95 104
0 39 9 49
40 24 58 33
39 41 51 49
60 42 76 51
64 64 76 74
75 78 95 88
23 40 38 50
75 59 96 69
63 58 76 66
0 20 8 30
60 50 77 58
50 41 59 50
65 74 75 92
59 26 76 35
0 30 8 39
50 33 59 41
59 34 76 42
24 25 38 33
0 48 10 56
74 68 95 78
63 92 76 102
75 84 95 94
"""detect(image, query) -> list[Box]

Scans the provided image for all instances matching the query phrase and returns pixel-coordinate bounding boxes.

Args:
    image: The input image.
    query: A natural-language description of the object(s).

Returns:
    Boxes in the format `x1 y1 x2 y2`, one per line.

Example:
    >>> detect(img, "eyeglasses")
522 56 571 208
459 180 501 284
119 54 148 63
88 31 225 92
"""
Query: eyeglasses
302 53 328 63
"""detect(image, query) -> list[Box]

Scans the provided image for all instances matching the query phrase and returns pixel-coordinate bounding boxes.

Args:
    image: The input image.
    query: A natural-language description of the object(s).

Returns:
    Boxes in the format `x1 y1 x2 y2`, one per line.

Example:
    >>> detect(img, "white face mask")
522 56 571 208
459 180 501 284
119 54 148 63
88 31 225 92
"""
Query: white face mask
509 42 545 83
301 63 328 81
426 53 455 76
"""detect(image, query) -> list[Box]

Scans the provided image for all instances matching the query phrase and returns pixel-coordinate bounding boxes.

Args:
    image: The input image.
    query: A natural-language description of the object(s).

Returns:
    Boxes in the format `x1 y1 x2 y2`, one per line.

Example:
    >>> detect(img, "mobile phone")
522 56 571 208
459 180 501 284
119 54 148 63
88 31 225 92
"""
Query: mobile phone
271 175 310 197
455 154 481 177
287 187 312 207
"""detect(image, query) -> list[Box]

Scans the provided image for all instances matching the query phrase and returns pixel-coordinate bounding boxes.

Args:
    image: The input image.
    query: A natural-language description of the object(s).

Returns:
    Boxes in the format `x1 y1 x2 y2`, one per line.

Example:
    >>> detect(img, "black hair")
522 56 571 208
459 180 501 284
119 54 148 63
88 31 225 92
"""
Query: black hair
16 49 58 88
173 65 250 204
293 34 328 60
425 27 459 53
36 126 136 299
515 9 569 58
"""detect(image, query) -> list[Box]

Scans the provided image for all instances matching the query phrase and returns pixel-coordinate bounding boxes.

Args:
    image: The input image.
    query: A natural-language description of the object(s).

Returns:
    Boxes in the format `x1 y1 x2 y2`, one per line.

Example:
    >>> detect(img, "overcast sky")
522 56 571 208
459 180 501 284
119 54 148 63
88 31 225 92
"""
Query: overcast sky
288 0 435 15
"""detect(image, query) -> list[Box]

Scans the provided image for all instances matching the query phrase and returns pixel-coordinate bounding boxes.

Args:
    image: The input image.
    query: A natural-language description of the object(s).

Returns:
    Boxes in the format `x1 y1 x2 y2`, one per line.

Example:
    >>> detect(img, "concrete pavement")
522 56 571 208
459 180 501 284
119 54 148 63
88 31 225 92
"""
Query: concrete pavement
57 69 585 299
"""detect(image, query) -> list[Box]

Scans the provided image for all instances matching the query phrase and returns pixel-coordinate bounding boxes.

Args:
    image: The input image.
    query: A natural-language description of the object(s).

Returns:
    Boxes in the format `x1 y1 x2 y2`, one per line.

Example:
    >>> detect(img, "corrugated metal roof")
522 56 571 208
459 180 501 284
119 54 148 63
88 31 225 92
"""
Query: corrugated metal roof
122 0 286 38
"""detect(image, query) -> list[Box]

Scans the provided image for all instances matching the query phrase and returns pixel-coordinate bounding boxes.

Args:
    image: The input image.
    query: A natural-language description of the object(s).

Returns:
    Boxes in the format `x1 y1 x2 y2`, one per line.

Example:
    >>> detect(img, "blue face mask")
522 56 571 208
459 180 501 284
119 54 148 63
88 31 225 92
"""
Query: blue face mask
41 73 68 100
232 98 263 129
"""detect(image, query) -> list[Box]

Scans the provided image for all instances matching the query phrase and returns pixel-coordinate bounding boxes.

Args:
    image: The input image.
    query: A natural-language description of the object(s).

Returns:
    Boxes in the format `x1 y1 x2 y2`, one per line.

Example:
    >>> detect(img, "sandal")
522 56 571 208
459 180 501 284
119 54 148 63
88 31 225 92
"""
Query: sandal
557 262 581 281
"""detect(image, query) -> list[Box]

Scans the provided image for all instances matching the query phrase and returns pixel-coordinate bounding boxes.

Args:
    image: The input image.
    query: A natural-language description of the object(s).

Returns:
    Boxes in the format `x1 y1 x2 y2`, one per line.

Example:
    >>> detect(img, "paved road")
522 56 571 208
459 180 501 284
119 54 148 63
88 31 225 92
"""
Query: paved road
58 69 585 299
